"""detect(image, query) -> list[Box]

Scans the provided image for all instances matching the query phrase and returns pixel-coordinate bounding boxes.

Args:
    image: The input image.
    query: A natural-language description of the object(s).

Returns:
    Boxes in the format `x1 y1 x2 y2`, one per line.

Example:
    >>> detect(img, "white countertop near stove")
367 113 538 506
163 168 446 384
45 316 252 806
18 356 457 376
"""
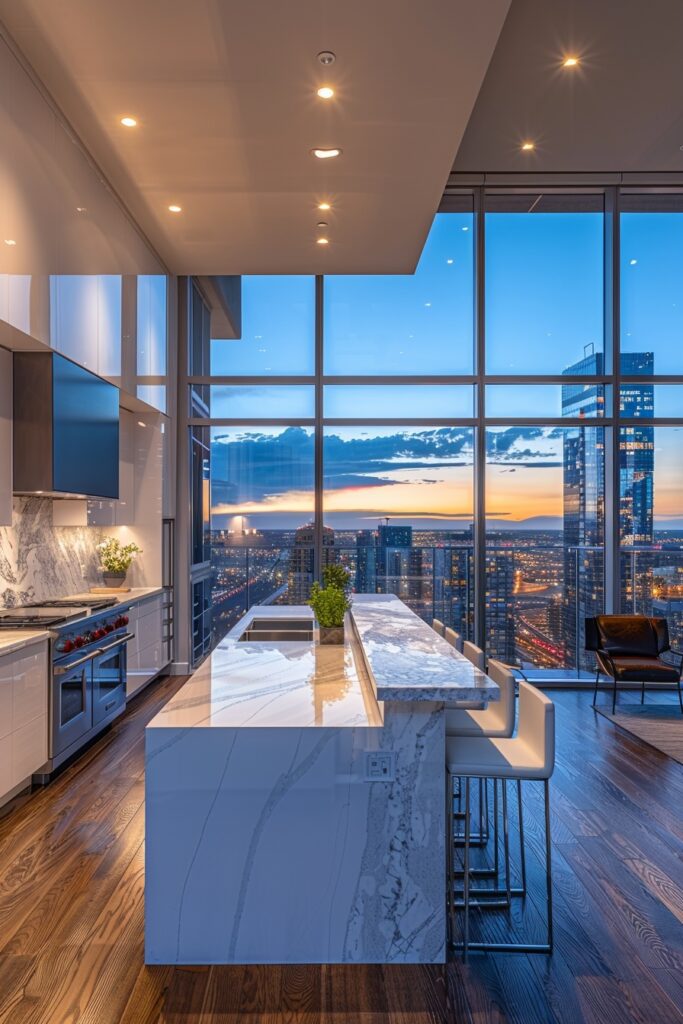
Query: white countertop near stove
67 586 164 608
0 629 51 657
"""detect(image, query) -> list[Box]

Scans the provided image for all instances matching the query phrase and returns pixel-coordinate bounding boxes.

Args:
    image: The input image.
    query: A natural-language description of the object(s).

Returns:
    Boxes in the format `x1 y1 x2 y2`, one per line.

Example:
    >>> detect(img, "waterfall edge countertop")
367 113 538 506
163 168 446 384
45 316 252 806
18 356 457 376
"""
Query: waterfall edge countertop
144 596 498 966
147 595 498 732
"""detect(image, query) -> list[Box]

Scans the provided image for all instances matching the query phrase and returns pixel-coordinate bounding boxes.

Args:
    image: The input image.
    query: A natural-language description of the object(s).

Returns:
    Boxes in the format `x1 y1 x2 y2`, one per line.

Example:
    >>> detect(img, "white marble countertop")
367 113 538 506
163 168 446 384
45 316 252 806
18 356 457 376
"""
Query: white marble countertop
0 629 51 657
148 598 498 731
68 586 164 608
350 595 498 703
148 606 379 730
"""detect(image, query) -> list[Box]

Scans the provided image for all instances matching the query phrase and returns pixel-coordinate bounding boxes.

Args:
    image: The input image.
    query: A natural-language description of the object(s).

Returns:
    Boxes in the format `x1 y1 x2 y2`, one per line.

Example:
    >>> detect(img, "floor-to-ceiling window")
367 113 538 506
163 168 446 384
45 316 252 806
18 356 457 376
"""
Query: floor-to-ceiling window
186 188 683 679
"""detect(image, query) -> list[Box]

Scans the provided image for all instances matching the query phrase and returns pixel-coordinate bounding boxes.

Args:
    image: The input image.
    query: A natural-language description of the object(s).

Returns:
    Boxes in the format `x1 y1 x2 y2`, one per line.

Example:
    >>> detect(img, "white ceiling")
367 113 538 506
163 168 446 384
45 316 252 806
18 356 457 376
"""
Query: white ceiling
0 0 510 275
454 0 683 175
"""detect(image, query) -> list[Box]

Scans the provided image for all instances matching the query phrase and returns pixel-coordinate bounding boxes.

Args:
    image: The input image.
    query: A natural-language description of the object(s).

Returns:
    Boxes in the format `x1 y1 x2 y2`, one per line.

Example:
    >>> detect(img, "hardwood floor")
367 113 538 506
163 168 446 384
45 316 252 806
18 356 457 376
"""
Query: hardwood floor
0 677 681 1023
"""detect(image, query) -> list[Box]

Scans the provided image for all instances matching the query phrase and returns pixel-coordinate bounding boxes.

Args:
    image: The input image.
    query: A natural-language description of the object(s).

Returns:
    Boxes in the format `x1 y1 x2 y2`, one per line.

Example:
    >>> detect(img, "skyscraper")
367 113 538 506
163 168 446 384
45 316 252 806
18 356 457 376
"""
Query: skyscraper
288 523 336 603
562 349 654 669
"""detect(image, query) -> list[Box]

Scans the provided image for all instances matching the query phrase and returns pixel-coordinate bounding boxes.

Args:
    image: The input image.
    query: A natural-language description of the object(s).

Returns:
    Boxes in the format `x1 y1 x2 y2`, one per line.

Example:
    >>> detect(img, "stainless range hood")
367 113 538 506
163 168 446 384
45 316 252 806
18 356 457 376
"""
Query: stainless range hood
13 352 119 499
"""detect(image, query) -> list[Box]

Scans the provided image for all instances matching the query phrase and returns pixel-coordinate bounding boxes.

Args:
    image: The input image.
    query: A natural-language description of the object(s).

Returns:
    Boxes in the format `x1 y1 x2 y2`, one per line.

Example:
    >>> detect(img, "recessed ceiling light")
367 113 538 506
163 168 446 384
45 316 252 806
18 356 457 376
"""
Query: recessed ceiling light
521 141 535 151
120 116 137 127
317 51 336 66
562 57 579 68
76 206 87 213
317 221 328 228
317 86 334 99
318 202 331 210
168 204 182 213
317 237 329 245
4 239 16 246
312 148 341 159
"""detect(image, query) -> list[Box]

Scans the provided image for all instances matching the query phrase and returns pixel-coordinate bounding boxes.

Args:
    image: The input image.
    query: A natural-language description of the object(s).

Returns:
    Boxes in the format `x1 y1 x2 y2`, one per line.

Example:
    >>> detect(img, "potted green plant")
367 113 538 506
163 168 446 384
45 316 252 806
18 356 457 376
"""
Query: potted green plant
97 537 142 588
308 565 351 644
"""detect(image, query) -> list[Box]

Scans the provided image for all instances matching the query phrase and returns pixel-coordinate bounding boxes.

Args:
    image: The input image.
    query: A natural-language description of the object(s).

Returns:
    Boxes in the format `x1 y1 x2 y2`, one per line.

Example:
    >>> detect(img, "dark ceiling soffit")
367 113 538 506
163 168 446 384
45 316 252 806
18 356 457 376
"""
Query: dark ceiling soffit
196 276 242 340
444 171 683 188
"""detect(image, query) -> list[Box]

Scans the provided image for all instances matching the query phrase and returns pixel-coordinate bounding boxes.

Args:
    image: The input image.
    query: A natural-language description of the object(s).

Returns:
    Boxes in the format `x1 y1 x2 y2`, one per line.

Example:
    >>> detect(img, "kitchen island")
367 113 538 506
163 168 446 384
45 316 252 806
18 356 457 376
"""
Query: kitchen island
145 595 498 965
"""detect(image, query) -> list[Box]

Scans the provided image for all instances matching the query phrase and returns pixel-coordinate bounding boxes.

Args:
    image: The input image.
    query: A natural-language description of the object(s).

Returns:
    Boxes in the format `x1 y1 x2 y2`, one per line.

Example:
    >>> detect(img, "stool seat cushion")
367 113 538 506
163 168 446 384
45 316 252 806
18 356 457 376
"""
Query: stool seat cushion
446 735 552 780
445 706 508 737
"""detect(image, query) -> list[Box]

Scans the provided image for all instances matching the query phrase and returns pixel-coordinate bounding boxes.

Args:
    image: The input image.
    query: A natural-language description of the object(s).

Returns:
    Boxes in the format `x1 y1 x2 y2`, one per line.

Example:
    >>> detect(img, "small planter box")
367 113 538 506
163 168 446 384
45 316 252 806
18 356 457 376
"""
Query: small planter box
318 625 345 645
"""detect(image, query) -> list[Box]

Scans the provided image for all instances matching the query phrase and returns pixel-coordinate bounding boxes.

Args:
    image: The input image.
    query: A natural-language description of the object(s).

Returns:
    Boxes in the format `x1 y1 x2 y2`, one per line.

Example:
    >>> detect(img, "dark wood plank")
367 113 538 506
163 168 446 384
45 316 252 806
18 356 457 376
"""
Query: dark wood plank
0 680 682 1024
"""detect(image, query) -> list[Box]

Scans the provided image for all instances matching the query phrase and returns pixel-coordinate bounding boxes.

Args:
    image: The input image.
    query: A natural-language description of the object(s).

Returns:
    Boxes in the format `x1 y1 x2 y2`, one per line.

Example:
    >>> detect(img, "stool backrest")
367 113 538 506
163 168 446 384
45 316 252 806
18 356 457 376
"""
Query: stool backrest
444 627 464 653
517 681 555 778
486 659 516 735
432 618 445 637
463 640 485 672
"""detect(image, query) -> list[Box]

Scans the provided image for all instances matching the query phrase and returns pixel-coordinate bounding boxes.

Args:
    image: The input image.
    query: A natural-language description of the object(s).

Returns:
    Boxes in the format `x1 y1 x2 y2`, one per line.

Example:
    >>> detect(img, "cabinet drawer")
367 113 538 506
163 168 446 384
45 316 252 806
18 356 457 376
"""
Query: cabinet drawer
13 646 48 730
12 715 47 785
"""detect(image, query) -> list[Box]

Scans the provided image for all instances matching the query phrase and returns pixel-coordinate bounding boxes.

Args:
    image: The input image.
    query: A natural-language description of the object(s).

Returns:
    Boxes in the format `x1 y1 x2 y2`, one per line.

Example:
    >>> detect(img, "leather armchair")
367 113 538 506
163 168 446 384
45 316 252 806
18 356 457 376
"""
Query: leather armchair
585 615 683 715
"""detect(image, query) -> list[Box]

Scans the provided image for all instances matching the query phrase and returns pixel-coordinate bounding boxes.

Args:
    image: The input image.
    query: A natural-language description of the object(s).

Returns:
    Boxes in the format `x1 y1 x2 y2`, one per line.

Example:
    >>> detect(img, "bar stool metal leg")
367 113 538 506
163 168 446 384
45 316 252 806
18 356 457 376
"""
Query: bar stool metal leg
517 779 526 896
463 778 471 962
452 776 553 955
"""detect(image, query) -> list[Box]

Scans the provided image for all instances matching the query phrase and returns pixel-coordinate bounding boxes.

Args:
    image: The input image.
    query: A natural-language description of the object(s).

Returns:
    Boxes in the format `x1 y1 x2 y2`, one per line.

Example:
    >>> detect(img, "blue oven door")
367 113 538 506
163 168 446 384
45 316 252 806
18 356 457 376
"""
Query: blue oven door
92 633 132 726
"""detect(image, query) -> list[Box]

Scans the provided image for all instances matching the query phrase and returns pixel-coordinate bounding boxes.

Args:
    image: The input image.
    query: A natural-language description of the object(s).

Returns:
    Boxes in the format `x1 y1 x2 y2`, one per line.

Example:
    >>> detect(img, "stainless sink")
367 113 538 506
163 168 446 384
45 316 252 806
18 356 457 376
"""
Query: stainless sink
238 617 314 642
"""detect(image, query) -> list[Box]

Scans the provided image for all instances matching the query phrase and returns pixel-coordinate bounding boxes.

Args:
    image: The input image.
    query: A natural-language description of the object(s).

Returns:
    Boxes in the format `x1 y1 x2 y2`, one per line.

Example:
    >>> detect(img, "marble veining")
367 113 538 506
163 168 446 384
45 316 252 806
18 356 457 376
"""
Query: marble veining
350 595 498 703
0 497 103 607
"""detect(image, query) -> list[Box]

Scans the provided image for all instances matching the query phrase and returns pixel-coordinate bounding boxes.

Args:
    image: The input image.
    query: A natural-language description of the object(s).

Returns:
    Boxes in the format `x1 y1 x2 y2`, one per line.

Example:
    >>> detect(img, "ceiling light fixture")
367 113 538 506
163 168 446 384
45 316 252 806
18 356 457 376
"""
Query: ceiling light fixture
168 204 182 213
317 221 328 228
562 56 579 67
317 51 336 66
76 206 87 213
120 116 137 127
317 86 334 99
521 141 535 151
318 202 331 210
4 239 16 246
312 148 341 159
317 237 329 245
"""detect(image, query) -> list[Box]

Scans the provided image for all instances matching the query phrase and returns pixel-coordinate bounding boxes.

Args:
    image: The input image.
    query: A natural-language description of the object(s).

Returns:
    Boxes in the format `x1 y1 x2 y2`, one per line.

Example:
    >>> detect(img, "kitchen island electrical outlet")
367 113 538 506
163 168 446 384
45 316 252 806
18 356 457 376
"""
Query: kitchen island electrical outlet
364 751 395 782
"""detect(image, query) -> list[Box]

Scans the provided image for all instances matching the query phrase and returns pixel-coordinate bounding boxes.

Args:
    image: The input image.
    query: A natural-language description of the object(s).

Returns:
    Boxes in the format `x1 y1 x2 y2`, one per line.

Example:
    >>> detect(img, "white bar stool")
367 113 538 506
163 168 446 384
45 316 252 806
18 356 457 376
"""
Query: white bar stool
462 640 486 671
432 618 445 636
444 627 464 653
446 661 516 889
446 682 555 959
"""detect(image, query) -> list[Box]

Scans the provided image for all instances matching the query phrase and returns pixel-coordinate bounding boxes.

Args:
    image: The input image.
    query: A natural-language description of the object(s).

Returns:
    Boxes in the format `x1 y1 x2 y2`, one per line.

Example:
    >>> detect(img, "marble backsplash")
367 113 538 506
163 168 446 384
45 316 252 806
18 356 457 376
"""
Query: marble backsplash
0 497 103 607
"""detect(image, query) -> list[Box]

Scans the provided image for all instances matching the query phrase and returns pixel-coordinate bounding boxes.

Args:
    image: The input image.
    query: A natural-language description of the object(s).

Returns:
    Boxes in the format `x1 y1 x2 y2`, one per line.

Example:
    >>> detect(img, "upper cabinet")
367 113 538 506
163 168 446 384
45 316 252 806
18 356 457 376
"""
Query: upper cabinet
0 33 169 416
49 275 122 379
0 347 12 526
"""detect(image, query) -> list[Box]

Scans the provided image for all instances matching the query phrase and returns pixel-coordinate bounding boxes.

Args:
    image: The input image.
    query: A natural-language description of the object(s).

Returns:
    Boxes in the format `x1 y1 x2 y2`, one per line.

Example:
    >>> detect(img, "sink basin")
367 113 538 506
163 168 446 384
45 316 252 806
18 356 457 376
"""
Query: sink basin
238 617 314 642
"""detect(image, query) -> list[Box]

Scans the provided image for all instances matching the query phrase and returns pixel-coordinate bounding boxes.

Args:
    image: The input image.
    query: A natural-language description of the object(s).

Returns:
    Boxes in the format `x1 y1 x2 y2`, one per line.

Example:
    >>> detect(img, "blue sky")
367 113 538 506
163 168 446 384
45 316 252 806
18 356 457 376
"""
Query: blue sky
208 210 683 532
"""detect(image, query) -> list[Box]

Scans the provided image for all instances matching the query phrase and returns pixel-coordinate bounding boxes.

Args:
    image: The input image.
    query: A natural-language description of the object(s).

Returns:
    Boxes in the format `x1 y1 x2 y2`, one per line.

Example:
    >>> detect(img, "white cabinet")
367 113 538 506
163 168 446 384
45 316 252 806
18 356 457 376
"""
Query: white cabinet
0 641 49 806
125 595 167 698
0 346 12 526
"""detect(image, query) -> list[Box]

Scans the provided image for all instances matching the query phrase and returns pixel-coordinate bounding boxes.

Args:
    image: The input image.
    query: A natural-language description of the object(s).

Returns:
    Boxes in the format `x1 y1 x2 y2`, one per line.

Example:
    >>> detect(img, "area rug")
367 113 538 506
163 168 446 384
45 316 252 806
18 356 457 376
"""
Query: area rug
595 703 683 764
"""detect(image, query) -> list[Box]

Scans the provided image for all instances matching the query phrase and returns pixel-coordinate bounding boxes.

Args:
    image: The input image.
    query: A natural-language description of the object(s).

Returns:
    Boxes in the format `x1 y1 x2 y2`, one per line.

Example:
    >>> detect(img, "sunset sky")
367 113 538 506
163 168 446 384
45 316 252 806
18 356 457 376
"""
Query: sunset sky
209 210 683 533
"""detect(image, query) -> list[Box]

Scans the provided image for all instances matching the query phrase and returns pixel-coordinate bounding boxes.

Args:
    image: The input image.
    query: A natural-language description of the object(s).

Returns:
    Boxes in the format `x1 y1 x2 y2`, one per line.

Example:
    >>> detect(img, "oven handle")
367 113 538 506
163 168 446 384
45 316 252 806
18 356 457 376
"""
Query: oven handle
97 632 135 656
53 632 135 675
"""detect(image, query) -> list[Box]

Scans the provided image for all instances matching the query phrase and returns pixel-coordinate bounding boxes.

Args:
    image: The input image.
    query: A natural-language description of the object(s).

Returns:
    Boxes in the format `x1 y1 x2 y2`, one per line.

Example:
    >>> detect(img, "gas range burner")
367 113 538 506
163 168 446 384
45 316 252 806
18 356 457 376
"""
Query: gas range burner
0 608 83 628
27 597 118 612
